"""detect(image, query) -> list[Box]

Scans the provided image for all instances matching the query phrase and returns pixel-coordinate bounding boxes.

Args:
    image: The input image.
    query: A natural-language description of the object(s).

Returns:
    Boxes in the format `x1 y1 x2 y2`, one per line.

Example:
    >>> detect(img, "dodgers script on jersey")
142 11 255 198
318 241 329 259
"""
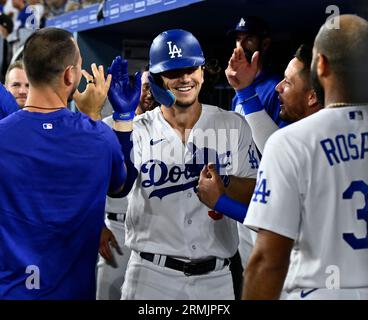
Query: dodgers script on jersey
125 104 259 259
245 106 368 296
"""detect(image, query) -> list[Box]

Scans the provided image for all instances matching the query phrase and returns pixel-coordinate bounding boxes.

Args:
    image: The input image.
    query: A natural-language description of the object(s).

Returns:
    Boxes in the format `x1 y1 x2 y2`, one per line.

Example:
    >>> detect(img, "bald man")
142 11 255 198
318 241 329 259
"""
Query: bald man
243 14 368 300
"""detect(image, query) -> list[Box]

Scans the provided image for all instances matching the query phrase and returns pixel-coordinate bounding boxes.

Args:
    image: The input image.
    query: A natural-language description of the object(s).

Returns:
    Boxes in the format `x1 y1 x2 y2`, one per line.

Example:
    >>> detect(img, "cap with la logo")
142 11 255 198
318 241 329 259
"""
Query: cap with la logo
227 16 270 38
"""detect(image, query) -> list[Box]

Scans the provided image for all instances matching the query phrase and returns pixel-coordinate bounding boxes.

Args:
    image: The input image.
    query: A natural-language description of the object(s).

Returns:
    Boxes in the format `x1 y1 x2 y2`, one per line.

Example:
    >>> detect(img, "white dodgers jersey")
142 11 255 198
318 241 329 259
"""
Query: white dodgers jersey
125 104 259 259
245 106 368 293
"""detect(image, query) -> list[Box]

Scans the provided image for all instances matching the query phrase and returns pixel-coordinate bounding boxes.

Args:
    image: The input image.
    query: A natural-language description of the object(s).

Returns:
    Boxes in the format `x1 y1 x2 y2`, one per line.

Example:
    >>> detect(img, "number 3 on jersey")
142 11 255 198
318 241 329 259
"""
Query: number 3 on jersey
343 180 368 249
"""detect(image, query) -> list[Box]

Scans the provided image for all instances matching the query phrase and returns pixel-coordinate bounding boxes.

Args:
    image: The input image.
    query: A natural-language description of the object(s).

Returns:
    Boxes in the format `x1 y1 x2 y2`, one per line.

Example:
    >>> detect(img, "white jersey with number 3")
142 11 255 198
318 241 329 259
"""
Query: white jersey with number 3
244 106 368 294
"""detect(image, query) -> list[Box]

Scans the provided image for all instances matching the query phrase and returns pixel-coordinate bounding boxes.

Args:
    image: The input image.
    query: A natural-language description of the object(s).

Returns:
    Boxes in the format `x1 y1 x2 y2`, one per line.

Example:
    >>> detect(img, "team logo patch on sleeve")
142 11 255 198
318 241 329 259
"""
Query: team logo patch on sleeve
247 144 259 169
252 170 270 204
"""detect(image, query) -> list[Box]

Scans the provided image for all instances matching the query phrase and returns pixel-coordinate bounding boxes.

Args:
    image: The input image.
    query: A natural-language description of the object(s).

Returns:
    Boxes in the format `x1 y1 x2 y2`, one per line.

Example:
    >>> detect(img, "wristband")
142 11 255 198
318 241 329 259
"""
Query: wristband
113 110 136 122
236 85 263 115
214 194 248 223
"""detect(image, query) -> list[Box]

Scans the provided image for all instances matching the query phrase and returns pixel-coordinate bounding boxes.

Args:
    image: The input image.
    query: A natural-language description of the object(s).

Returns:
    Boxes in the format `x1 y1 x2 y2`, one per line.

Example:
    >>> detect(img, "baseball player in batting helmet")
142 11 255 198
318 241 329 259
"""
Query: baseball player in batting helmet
101 28 259 299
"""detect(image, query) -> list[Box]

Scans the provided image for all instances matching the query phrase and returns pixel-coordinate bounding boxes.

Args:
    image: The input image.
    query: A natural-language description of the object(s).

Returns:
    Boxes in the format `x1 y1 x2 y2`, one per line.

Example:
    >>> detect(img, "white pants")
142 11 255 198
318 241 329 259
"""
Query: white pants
285 288 368 300
96 217 131 300
121 251 235 300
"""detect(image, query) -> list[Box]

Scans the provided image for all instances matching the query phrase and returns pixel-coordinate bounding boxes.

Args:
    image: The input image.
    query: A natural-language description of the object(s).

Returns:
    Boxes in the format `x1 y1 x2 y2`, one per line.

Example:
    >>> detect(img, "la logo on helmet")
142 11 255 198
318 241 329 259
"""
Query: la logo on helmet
167 41 183 58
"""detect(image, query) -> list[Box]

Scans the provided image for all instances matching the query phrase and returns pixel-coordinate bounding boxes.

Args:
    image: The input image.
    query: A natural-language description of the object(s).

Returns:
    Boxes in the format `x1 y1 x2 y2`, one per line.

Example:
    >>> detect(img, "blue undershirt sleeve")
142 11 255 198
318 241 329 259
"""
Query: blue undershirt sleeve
236 85 264 115
110 130 138 197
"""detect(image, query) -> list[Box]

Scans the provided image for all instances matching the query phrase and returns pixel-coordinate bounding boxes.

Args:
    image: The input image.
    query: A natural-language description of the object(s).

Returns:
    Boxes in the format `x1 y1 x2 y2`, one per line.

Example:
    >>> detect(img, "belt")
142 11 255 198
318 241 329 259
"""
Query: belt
107 212 125 222
140 252 230 276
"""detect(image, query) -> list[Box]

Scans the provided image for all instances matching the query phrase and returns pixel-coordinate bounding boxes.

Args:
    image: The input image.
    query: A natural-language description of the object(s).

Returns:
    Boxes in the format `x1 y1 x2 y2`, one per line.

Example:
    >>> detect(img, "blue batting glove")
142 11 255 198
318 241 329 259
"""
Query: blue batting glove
0 83 19 119
148 74 175 108
107 56 141 121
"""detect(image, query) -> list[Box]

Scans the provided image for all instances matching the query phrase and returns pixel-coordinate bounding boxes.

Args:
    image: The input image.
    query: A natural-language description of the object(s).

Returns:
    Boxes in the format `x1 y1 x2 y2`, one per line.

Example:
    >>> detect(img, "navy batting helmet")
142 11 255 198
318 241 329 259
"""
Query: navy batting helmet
149 29 205 74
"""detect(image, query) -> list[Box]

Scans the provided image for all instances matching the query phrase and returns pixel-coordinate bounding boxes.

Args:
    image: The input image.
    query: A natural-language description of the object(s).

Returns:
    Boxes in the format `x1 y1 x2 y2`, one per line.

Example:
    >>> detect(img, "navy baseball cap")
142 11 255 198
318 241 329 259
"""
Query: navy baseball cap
227 16 270 38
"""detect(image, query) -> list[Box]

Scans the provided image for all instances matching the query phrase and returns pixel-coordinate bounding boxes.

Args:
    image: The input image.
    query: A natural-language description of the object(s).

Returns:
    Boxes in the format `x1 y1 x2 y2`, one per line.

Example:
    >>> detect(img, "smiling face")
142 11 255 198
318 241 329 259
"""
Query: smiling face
5 67 29 108
160 66 204 108
275 57 312 122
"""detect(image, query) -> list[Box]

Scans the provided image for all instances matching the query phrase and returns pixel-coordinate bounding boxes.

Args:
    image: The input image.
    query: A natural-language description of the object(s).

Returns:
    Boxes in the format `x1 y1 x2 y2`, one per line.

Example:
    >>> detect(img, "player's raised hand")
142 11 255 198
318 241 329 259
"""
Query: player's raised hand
99 226 121 263
74 63 112 120
107 56 141 121
197 163 226 209
225 43 259 91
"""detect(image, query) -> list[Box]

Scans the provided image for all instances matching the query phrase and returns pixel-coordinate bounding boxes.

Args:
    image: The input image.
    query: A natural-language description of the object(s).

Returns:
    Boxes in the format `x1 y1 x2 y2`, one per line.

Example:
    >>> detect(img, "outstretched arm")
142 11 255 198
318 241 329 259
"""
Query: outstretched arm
226 45 279 153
